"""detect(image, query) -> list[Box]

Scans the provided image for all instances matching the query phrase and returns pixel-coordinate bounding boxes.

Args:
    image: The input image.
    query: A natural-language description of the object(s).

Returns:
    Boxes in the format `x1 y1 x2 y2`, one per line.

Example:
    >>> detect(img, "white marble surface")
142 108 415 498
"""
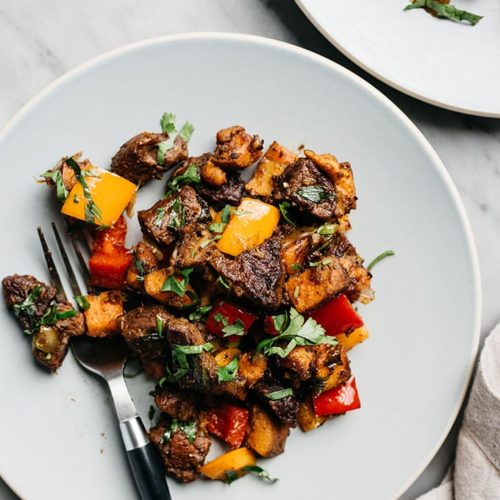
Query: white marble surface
0 0 499 498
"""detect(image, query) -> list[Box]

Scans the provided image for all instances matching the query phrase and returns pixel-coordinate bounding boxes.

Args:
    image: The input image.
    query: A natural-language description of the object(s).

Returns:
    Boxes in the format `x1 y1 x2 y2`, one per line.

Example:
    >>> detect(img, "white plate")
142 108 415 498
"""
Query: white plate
0 33 480 500
296 0 500 117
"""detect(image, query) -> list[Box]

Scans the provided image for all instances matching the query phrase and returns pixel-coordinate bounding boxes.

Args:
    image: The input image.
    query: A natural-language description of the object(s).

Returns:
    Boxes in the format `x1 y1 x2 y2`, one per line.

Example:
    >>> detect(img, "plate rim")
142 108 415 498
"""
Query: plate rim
295 0 500 119
0 32 482 500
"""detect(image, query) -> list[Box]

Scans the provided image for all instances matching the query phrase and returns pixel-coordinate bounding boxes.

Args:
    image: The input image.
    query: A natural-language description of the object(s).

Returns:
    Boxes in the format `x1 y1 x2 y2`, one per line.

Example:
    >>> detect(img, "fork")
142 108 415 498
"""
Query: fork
37 223 172 500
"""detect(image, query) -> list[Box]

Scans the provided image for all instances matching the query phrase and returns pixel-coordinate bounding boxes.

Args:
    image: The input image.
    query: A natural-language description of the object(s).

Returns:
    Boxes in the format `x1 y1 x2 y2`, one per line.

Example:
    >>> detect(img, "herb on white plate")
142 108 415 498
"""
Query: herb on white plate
404 0 482 26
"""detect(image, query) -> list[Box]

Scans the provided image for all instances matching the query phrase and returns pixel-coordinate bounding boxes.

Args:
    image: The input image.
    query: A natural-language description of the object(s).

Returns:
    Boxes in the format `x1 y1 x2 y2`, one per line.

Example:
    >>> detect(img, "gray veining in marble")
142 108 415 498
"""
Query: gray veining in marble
1 0 499 498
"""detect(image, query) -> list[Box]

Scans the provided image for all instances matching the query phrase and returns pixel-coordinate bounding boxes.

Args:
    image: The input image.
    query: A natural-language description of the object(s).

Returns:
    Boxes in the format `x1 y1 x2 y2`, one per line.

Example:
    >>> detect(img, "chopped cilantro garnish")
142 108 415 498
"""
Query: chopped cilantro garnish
217 275 230 290
404 0 482 25
165 164 201 195
74 295 90 311
297 185 328 203
160 419 197 444
39 169 68 203
256 308 337 358
156 315 165 338
167 198 185 229
161 268 193 297
367 250 395 272
154 207 166 228
222 318 245 337
309 257 333 268
217 356 239 383
278 202 296 226
200 235 221 249
160 112 177 134
188 305 212 322
317 223 338 235
266 388 293 400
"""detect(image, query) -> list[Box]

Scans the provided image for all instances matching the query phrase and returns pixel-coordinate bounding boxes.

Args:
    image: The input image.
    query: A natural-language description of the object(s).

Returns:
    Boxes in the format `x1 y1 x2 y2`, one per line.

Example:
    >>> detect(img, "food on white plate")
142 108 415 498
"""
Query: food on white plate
3 113 394 484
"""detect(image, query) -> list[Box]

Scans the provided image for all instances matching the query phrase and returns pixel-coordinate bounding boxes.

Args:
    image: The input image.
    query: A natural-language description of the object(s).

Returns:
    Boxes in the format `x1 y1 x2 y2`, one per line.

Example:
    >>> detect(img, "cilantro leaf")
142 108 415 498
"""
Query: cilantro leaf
165 164 201 195
266 388 293 400
217 356 239 382
160 112 177 134
156 315 165 338
278 202 296 226
178 122 195 142
256 308 337 358
167 198 185 229
297 185 328 203
222 318 245 337
188 305 212 322
404 0 482 25
154 207 166 228
161 268 194 297
160 419 197 444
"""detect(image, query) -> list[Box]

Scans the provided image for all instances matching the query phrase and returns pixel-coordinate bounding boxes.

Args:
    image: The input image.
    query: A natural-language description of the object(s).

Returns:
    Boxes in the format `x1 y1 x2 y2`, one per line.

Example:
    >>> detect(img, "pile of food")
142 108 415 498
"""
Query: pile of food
3 114 380 484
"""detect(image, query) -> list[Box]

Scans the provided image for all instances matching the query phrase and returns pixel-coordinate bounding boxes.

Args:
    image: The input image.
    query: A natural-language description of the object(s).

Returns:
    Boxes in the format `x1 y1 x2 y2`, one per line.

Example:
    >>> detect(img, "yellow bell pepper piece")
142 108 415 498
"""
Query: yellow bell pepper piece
200 447 257 481
217 198 280 256
336 326 370 351
61 165 137 226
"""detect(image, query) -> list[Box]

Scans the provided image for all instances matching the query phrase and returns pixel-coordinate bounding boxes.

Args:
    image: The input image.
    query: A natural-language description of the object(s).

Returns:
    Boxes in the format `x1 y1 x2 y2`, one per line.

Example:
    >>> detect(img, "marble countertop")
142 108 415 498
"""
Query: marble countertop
0 0 499 498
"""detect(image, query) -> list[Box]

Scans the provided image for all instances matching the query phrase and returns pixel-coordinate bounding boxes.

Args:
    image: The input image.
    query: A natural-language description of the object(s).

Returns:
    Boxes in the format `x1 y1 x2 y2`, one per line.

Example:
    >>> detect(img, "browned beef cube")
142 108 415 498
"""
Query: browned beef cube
209 237 286 310
32 302 85 372
149 417 211 483
212 126 263 169
197 174 245 207
254 379 299 427
2 274 57 333
170 229 221 270
273 159 336 221
138 186 209 246
120 306 173 379
111 132 188 185
154 385 197 422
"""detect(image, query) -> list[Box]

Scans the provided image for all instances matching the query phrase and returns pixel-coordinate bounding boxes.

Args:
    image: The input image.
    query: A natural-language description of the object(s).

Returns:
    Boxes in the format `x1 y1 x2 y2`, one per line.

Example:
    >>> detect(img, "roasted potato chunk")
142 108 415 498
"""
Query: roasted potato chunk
238 353 267 388
286 262 348 313
144 269 198 309
245 403 289 458
84 291 125 337
200 159 227 186
212 126 263 169
297 397 327 432
246 141 297 197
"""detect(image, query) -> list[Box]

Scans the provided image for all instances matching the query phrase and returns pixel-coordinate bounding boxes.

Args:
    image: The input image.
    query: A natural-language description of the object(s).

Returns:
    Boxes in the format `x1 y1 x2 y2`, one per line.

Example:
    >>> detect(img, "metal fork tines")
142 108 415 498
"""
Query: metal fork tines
36 223 171 500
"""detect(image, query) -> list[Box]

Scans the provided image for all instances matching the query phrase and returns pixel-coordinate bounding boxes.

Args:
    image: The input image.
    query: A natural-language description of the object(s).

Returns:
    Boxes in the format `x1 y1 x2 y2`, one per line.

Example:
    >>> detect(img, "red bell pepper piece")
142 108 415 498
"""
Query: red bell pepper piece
89 216 132 289
309 294 363 337
205 302 257 342
206 403 249 448
313 376 361 416
263 316 280 336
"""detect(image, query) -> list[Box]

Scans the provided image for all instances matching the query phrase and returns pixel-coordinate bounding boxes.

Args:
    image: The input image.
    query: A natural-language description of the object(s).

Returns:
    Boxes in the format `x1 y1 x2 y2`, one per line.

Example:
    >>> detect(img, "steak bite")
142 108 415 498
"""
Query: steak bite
170 229 221 270
149 417 211 483
126 241 161 291
209 237 286 310
197 174 245 207
32 302 85 372
164 317 247 399
2 274 56 333
254 379 299 427
212 126 264 169
154 385 197 422
304 150 357 219
120 306 173 379
273 158 337 221
111 132 188 185
325 233 373 304
138 186 209 247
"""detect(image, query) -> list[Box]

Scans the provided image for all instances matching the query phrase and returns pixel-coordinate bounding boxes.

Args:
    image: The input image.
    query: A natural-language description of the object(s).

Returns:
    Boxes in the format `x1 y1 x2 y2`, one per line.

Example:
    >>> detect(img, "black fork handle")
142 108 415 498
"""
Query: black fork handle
121 417 172 500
